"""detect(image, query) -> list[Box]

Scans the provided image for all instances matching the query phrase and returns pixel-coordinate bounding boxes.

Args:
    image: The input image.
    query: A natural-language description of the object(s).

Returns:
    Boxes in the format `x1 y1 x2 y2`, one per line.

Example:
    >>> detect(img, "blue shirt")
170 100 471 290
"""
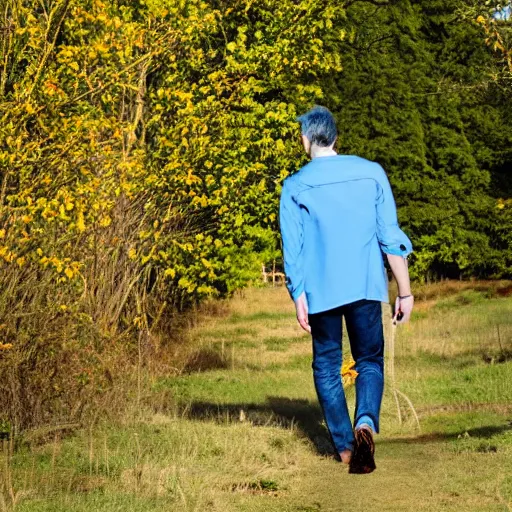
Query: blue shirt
279 155 413 314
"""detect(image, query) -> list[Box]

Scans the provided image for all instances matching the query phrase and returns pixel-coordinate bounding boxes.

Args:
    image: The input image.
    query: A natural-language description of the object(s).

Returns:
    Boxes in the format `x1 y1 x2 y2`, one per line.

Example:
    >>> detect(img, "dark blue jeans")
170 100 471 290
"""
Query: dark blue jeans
308 299 384 453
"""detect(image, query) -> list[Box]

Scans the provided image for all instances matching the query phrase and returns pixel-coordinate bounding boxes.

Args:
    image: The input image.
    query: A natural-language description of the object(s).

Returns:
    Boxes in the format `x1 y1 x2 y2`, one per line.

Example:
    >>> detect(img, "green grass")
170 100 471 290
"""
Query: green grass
2 285 512 511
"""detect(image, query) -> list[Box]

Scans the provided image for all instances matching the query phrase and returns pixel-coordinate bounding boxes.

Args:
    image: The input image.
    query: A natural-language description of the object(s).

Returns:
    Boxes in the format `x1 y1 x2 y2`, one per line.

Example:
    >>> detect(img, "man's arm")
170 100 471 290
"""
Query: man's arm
374 164 414 323
375 165 413 258
279 179 310 333
386 254 414 324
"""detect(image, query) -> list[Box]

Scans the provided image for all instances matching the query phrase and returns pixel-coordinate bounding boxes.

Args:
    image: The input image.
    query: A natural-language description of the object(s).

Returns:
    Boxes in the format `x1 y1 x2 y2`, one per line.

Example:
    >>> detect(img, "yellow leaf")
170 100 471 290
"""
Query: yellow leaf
99 216 111 227
494 41 505 52
164 268 176 278
0 230 5 239
128 248 137 260
94 42 109 52
77 211 85 232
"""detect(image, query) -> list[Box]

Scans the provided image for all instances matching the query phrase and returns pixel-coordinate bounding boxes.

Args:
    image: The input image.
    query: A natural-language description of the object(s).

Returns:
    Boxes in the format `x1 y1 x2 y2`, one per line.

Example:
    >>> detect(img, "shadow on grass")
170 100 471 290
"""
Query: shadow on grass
180 397 512 455
381 422 512 445
181 397 338 458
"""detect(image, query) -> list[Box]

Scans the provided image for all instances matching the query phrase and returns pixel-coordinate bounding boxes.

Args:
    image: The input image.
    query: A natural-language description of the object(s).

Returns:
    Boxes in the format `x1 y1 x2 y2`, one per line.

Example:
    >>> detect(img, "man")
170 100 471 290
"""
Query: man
279 105 414 474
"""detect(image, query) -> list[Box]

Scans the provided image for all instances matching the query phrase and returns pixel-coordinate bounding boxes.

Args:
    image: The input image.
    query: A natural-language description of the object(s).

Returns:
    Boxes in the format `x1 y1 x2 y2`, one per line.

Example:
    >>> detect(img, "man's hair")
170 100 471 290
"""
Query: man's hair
297 105 337 147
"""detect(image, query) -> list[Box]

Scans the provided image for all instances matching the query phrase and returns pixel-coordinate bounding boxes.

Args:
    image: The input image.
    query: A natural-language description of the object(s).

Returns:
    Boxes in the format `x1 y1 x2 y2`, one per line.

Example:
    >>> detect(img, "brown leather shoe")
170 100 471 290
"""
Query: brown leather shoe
348 427 376 474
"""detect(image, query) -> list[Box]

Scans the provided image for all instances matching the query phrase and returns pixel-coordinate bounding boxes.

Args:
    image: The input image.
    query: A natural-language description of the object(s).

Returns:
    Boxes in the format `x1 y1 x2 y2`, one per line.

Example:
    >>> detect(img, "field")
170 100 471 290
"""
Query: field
2 283 512 512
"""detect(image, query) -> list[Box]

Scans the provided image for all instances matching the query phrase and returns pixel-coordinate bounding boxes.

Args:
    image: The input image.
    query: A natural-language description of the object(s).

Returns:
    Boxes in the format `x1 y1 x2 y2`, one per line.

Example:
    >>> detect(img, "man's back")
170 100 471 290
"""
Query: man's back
280 155 412 314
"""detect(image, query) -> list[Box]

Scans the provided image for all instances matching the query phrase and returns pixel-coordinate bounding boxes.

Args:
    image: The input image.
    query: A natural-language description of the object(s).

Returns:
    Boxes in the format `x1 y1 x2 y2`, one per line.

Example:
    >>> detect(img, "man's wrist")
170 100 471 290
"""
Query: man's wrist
397 286 412 297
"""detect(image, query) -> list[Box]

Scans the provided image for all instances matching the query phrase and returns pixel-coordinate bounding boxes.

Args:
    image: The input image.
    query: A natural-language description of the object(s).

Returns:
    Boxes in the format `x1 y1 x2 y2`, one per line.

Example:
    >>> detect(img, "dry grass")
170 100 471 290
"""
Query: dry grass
0 191 226 435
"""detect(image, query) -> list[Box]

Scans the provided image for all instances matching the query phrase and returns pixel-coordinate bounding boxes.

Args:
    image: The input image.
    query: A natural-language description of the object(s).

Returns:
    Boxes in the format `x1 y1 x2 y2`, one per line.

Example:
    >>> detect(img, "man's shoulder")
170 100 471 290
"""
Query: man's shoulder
282 156 386 192
350 155 384 172
348 157 389 184
282 164 310 188
289 160 316 178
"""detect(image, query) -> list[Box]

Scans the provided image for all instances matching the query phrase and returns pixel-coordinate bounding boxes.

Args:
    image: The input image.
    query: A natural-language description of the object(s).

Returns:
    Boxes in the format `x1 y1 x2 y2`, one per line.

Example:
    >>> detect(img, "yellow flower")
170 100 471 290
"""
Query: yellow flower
341 359 358 387
0 343 13 351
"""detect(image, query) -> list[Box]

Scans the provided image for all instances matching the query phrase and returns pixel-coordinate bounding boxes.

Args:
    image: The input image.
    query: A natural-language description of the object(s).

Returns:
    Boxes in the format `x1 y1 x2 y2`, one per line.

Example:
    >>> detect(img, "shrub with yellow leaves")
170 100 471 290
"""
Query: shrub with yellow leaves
0 0 347 431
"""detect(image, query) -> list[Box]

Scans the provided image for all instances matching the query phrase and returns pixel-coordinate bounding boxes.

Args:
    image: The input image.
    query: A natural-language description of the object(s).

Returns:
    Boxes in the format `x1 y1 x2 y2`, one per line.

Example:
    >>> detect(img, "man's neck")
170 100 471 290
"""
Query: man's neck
310 146 337 159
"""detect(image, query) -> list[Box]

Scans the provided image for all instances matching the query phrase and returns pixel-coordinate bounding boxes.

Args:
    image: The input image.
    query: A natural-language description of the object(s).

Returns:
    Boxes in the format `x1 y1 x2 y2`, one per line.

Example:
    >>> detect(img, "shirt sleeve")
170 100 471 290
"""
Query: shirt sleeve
279 178 305 301
375 165 413 257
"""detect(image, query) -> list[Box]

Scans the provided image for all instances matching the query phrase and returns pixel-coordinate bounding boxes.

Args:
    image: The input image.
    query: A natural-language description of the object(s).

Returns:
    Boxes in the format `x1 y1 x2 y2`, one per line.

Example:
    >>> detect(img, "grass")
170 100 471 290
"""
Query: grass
2 283 512 511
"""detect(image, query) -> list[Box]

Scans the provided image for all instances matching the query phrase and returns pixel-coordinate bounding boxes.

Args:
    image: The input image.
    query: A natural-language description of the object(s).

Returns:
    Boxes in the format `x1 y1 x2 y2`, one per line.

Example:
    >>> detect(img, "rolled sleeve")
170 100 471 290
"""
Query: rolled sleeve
375 166 413 257
279 178 305 301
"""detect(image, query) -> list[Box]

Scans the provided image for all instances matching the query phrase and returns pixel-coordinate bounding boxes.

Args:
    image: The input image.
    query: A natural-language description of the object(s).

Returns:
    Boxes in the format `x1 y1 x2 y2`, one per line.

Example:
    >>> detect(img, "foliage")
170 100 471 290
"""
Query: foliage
329 0 512 279
1 0 512 431
0 0 345 430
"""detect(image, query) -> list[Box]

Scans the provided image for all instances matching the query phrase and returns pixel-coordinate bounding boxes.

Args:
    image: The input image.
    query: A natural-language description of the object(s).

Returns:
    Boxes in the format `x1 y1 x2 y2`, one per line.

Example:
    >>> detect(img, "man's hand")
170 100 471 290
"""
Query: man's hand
393 295 414 324
295 292 311 333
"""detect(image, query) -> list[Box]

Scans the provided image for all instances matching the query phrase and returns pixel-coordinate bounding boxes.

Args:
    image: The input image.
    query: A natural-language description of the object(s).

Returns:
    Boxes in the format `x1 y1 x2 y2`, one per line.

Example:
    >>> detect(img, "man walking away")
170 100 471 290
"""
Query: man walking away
279 105 414 474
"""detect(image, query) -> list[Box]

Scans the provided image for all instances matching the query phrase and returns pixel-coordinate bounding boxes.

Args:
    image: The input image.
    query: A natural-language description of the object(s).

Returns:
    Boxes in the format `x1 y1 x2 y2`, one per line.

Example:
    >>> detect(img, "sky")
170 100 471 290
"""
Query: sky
494 5 511 20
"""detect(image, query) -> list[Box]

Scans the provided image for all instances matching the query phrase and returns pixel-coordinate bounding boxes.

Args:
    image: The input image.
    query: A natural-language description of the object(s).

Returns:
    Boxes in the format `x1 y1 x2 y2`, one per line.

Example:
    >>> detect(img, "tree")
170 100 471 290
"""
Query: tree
328 0 512 279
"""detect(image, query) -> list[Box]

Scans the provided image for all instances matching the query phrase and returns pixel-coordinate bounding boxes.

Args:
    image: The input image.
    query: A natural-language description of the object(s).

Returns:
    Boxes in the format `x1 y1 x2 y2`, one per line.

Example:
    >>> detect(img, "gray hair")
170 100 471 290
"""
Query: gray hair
297 105 337 147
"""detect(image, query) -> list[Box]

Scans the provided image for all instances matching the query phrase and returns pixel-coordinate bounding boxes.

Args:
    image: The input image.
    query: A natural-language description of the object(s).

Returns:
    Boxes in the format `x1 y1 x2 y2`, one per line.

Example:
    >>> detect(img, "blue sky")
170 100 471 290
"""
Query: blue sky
494 5 511 20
